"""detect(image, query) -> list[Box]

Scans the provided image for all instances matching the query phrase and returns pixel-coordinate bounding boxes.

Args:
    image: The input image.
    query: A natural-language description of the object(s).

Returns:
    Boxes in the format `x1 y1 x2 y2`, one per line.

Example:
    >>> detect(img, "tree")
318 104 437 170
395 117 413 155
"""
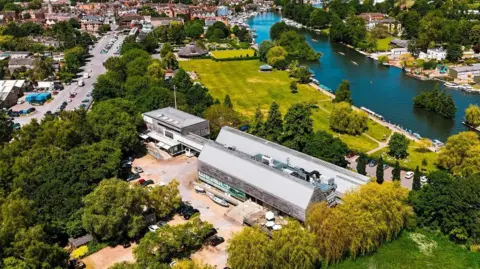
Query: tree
446 43 463 62
309 8 330 29
263 102 283 142
413 84 456 119
227 227 271 269
172 69 193 92
160 43 173 58
204 104 241 138
344 15 367 46
438 131 480 176
269 21 290 40
168 22 185 44
0 111 13 143
304 131 349 167
282 104 313 151
388 133 410 159
223 94 233 109
409 171 480 242
465 104 480 127
82 179 149 242
392 160 401 181
148 180 181 218
290 81 298 93
376 157 384 184
412 166 421 191
140 33 159 53
307 182 413 263
92 71 125 101
333 80 352 104
184 21 204 39
258 40 274 62
266 46 288 69
163 52 178 70
356 153 367 175
249 105 264 137
329 102 368 135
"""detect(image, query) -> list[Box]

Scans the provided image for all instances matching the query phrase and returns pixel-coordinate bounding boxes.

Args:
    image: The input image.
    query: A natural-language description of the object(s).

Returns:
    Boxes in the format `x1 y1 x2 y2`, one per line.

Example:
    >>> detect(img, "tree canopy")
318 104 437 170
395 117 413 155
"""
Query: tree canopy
388 133 410 159
303 131 349 167
437 131 480 176
329 102 368 135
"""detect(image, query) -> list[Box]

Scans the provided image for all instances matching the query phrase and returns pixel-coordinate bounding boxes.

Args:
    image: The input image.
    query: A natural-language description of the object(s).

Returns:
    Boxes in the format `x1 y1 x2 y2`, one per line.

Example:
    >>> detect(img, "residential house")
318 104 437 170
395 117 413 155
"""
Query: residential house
5 51 31 59
0 80 26 108
190 6 217 19
449 64 480 80
30 37 61 48
419 48 447 61
389 38 409 48
81 15 105 32
390 47 408 57
8 57 35 73
149 17 184 27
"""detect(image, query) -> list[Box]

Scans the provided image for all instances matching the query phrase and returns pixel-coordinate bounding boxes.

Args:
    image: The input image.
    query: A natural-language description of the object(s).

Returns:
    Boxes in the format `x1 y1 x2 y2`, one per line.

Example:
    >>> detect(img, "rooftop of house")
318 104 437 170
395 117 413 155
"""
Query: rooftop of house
143 107 207 129
451 63 480 72
0 80 26 101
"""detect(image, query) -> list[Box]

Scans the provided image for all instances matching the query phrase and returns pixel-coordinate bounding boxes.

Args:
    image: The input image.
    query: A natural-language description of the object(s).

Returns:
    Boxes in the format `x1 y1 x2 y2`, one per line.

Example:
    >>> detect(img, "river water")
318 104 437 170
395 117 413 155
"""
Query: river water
248 12 480 141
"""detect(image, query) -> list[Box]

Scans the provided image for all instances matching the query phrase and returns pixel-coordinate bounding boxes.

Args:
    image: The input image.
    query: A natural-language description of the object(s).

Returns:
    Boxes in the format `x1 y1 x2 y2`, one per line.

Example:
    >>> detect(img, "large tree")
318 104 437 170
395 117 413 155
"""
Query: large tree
227 227 272 269
356 153 367 175
388 133 410 159
249 105 265 137
412 166 421 191
263 102 283 142
333 80 352 104
258 40 274 62
269 21 290 40
0 111 13 144
438 131 480 176
204 104 241 138
303 131 349 167
392 160 401 181
266 46 288 69
282 104 313 151
329 102 368 135
465 104 480 127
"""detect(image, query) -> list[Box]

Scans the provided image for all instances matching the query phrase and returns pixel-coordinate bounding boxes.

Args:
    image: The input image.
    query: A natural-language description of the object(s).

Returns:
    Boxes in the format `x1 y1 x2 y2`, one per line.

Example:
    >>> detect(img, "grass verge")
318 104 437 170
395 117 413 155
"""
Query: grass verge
210 49 256 59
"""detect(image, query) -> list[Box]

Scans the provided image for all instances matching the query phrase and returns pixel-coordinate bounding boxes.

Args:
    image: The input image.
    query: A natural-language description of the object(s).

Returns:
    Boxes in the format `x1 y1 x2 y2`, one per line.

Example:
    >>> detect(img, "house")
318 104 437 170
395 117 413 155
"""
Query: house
390 47 408 57
149 17 184 27
68 234 93 249
0 80 26 108
216 6 230 17
141 107 210 156
419 48 447 61
6 51 31 59
197 127 370 222
390 38 409 48
30 37 61 48
8 57 35 73
449 64 480 80
178 43 208 58
190 6 217 19
359 12 387 22
81 15 105 32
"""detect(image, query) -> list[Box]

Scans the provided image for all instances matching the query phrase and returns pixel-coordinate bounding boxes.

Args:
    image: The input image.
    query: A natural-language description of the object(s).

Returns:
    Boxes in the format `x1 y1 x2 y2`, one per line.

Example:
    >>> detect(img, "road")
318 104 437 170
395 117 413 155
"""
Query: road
13 33 125 126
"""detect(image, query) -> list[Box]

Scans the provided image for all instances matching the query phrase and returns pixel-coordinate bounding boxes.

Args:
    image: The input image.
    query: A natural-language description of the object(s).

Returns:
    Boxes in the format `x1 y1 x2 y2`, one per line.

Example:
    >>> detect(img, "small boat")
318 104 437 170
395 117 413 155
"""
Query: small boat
211 196 229 207
312 38 318 42
311 78 320 85
194 185 205 193
351 61 358 65
444 82 460 88
413 133 422 139
382 62 390 67
338 52 345 55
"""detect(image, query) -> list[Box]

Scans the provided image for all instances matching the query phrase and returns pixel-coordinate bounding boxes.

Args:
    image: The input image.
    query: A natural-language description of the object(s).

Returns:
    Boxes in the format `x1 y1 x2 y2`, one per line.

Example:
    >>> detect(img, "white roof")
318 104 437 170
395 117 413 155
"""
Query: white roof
143 107 206 130
0 80 25 101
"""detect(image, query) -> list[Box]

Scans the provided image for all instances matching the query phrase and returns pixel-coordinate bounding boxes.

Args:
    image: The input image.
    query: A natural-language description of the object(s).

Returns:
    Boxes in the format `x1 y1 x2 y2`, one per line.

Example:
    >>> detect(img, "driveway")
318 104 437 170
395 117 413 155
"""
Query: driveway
133 155 243 268
13 34 125 126
82 243 136 269
347 155 413 189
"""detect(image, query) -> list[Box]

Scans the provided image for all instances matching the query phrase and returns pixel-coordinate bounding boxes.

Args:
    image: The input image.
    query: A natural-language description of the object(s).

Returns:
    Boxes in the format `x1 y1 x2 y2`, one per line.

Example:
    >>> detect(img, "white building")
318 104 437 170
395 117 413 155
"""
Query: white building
419 48 447 61
390 47 408 57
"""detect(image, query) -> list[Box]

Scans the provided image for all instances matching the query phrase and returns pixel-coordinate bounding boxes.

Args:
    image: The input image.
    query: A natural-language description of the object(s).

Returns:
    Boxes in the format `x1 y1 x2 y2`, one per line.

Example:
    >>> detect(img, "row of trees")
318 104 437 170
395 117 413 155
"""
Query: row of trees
413 85 456 119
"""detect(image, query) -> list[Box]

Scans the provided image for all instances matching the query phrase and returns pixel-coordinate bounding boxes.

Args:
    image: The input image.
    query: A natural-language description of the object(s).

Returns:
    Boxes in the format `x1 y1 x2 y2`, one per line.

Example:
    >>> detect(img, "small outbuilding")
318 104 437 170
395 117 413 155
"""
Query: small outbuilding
259 64 273 72
68 234 93 249
178 43 208 58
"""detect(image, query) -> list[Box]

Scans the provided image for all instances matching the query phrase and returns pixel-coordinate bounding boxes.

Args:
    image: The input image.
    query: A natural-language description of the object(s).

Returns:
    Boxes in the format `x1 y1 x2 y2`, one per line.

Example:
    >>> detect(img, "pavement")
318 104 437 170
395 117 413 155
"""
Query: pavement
13 33 125 126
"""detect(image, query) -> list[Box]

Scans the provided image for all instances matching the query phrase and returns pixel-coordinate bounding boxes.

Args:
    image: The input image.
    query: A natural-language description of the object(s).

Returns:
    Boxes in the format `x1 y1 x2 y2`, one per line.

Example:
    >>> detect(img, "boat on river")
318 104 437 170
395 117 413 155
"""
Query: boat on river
338 52 345 55
444 82 460 89
311 78 320 85
351 61 358 65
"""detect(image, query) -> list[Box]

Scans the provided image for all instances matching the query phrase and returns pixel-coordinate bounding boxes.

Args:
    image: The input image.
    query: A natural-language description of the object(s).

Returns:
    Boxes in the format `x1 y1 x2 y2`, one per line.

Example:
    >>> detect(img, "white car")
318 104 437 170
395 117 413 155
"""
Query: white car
17 99 25 105
405 171 415 179
420 176 428 185
148 225 160 232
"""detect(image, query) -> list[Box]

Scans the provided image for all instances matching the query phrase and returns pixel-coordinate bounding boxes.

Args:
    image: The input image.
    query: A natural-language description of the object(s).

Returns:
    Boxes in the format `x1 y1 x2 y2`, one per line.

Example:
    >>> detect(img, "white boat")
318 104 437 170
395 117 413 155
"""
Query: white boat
351 61 358 65
194 185 205 193
444 82 460 88
211 196 229 207
338 52 345 55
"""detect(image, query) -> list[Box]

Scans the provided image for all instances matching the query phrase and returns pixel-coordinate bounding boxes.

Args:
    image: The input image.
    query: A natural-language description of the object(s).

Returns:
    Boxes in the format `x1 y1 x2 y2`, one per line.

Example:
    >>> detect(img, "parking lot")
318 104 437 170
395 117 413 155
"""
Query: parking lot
13 33 125 126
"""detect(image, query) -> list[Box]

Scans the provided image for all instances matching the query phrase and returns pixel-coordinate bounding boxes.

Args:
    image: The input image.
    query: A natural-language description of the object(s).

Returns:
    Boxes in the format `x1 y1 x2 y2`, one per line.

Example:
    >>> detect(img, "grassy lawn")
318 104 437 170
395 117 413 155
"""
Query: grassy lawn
180 59 386 152
335 230 480 269
370 141 438 172
376 37 394 51
210 49 256 59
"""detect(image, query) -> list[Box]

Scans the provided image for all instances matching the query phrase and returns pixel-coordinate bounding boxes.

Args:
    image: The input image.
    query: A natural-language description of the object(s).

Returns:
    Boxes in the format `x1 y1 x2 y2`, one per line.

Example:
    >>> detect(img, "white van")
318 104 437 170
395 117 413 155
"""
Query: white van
78 79 84 87
83 72 90 79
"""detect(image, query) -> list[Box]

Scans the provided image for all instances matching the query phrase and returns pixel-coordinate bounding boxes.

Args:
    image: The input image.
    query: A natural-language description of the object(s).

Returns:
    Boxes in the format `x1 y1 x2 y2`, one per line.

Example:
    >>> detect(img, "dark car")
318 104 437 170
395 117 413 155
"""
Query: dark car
27 107 36 113
368 159 378 167
9 111 19 117
142 179 154 187
183 208 199 220
62 101 68 106
207 235 225 246
126 173 140 181
137 178 145 185
204 228 218 239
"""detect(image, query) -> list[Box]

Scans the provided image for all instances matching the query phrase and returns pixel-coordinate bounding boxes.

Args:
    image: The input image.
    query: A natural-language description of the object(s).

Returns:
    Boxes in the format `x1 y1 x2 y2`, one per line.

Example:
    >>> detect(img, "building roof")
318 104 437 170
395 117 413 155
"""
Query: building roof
0 79 25 101
451 63 480 73
178 43 208 58
143 107 206 129
8 58 34 66
390 38 409 48
68 234 93 248
214 127 370 195
198 140 319 210
259 64 273 70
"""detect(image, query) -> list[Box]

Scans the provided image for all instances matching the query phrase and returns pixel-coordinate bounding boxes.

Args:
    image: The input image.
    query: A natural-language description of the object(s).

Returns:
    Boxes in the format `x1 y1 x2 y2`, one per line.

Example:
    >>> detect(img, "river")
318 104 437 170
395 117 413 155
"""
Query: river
248 12 480 141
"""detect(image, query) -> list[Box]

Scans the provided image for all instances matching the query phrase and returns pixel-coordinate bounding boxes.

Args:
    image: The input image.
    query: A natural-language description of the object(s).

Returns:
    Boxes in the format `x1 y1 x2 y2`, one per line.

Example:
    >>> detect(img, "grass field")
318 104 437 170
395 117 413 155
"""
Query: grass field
371 141 438 172
376 37 394 51
335 230 480 269
180 59 392 152
210 49 256 59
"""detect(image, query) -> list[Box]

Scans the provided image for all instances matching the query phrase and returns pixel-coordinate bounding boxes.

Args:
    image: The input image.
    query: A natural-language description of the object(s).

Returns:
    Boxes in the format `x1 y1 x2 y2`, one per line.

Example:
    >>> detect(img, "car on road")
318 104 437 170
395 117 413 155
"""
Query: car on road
383 164 389 170
17 100 24 105
134 166 144 173
142 180 154 187
178 203 200 220
148 225 160 232
67 98 72 103
207 235 225 246
81 98 89 103
368 159 378 167
52 91 58 95
204 228 217 239
126 173 140 181
137 178 145 185
405 171 415 179
79 104 87 109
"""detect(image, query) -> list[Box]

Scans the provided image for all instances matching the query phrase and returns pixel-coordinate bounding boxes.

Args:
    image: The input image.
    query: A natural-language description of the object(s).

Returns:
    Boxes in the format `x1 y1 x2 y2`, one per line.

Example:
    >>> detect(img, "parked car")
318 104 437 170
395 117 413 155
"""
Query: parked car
203 228 217 239
12 123 20 130
52 90 58 95
137 178 145 185
405 171 415 179
420 176 428 185
17 99 25 105
368 159 378 167
346 152 357 158
207 235 225 246
183 208 199 220
134 166 144 173
383 164 390 170
142 180 154 187
79 104 87 109
148 225 160 232
126 173 140 181
27 107 36 113
81 98 89 103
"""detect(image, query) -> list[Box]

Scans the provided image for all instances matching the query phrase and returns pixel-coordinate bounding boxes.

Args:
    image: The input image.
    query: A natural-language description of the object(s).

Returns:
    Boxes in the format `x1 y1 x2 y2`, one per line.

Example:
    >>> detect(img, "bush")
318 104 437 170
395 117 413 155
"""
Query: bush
71 246 88 259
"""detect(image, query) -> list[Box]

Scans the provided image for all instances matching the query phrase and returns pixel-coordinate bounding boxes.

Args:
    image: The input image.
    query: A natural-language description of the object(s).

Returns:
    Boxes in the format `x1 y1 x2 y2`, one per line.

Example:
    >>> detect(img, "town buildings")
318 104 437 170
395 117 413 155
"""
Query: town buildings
0 80 27 108
449 64 480 80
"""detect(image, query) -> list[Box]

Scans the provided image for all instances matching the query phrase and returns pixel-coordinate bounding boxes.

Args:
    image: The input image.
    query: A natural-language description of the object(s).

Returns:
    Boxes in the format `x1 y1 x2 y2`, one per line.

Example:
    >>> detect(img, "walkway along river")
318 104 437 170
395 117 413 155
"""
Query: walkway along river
248 12 480 141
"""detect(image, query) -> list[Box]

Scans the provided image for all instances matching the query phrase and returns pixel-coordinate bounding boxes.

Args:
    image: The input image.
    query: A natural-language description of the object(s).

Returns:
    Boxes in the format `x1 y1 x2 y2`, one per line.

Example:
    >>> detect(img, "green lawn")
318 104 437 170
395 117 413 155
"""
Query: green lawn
180 59 386 152
371 141 438 172
210 49 256 59
335 230 480 269
377 37 394 51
